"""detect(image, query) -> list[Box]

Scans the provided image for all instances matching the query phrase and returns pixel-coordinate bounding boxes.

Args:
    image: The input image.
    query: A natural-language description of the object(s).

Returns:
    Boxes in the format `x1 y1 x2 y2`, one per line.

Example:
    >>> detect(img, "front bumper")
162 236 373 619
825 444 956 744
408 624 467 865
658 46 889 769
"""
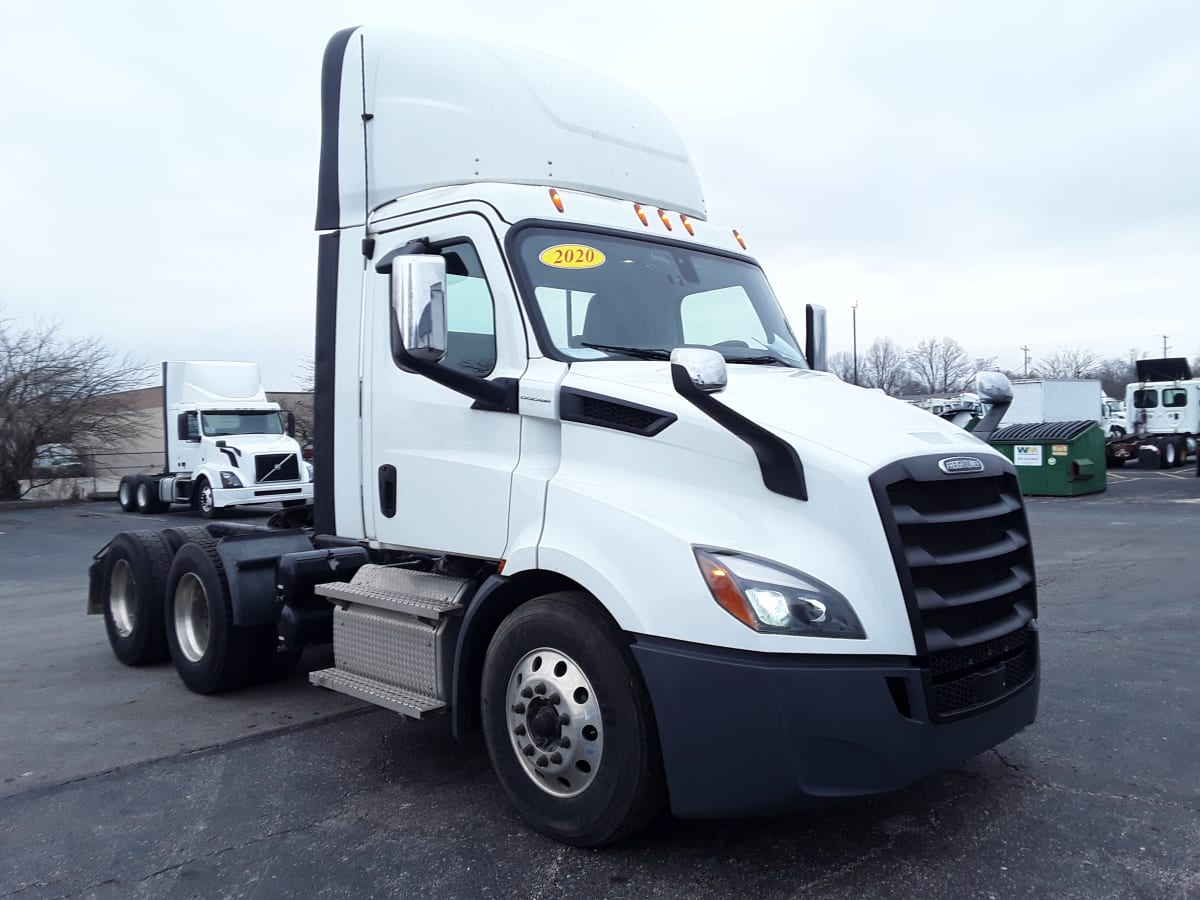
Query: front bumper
632 634 1039 818
212 483 312 507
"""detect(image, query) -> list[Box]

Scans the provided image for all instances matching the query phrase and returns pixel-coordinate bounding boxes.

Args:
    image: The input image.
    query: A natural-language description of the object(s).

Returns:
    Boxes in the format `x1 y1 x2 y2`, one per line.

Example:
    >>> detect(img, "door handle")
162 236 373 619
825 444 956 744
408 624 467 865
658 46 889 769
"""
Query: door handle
378 464 397 518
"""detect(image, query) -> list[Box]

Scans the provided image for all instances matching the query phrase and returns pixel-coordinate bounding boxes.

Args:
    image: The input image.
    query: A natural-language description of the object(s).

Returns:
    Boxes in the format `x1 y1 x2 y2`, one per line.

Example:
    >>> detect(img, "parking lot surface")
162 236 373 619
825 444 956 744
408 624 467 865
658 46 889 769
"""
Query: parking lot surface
2 474 1198 899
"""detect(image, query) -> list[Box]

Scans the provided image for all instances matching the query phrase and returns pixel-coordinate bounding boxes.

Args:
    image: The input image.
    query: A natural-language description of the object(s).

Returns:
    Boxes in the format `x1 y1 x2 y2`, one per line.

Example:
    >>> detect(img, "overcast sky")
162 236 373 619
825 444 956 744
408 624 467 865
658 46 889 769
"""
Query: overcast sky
1 1 1197 389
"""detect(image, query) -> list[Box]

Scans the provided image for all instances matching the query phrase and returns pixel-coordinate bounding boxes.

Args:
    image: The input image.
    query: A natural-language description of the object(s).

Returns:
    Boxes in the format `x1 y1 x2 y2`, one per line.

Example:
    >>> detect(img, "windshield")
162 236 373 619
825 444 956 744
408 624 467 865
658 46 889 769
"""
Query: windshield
512 227 807 367
201 410 284 437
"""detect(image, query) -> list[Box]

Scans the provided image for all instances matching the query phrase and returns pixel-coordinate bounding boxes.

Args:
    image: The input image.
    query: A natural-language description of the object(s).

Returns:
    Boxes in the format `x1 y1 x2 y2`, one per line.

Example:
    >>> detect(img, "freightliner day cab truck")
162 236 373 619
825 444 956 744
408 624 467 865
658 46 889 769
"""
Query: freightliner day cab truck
1105 357 1197 470
88 28 1040 846
116 361 314 518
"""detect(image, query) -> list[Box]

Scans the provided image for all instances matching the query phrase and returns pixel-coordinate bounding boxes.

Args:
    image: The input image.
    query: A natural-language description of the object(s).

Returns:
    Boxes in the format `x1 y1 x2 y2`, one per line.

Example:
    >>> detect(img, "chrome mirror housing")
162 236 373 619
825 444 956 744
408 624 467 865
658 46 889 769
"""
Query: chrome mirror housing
976 371 1014 404
671 348 728 393
391 255 448 363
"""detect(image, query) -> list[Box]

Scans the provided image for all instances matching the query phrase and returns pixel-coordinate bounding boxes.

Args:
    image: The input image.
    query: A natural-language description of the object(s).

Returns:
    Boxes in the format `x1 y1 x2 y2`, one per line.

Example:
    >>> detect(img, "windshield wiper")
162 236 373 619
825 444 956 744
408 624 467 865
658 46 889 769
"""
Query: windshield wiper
580 342 672 360
726 354 793 366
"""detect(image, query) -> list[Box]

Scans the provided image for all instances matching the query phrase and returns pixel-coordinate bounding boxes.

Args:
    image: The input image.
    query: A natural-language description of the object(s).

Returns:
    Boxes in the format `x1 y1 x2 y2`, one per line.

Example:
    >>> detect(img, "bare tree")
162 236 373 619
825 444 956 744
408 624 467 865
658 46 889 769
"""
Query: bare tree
1032 347 1101 380
907 337 973 393
1095 354 1137 399
861 337 908 396
827 351 856 383
0 313 148 500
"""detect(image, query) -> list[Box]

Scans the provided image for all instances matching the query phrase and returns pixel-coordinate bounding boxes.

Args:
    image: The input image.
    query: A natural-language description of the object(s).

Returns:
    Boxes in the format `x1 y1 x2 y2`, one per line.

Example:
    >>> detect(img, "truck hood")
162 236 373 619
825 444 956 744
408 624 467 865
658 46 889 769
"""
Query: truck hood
568 361 992 470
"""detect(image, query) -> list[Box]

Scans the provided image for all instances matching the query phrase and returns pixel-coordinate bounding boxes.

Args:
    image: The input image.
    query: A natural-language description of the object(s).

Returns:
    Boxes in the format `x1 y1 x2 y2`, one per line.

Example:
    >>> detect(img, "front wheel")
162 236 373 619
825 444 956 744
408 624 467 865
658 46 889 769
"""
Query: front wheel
480 593 665 847
196 477 218 519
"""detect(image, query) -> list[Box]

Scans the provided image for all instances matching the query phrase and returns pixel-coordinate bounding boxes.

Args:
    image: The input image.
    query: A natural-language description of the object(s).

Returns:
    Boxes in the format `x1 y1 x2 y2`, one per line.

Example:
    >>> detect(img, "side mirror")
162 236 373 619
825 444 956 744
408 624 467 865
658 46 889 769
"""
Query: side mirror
670 348 727 393
805 304 827 372
285 411 296 437
976 371 1014 404
973 371 1014 442
391 255 448 363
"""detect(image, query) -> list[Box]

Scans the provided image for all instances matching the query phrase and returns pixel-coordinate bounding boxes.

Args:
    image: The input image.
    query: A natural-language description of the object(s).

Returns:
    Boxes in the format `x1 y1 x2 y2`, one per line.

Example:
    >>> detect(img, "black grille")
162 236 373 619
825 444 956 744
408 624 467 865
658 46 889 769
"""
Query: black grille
255 453 300 484
872 456 1038 720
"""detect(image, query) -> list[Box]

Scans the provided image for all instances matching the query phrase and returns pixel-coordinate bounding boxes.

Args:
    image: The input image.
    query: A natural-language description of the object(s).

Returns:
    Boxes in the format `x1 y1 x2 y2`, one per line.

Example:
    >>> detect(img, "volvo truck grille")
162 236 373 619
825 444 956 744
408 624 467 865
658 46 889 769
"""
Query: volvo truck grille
871 456 1038 720
255 453 300 483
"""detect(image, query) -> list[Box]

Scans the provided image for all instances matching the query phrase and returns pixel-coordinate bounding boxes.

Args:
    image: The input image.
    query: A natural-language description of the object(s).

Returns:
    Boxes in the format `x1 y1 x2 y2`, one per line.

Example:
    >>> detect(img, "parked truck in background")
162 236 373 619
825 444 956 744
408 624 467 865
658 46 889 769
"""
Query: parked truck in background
1105 357 1197 469
116 361 314 517
87 28 1040 846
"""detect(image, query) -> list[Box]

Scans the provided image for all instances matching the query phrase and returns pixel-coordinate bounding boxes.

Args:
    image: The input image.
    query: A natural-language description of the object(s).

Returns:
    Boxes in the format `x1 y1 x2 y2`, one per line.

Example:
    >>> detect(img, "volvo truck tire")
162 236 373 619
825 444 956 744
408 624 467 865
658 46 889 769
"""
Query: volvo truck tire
195 477 218 519
160 526 214 555
135 476 167 514
480 593 666 847
164 542 258 694
117 477 138 513
100 531 172 665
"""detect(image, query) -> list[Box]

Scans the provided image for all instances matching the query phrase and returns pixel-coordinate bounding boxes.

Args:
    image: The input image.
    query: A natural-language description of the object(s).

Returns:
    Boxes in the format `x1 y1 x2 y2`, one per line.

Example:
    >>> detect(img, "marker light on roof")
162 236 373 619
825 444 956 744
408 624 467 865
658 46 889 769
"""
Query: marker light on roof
733 229 747 250
633 203 649 226
657 208 673 231
549 188 564 213
680 214 695 236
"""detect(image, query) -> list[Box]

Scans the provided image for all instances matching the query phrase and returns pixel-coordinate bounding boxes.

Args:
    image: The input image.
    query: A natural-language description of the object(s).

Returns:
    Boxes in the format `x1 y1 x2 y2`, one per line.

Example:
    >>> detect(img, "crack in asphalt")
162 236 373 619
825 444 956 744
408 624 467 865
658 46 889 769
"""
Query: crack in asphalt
992 750 1199 815
0 705 381 805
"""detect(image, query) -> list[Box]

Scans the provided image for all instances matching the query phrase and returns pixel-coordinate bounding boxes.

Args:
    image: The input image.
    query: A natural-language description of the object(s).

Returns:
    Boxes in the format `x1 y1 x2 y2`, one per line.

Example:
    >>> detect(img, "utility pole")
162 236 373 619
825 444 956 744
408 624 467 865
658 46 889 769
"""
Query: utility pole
1020 345 1030 377
852 301 859 386
1162 335 1170 357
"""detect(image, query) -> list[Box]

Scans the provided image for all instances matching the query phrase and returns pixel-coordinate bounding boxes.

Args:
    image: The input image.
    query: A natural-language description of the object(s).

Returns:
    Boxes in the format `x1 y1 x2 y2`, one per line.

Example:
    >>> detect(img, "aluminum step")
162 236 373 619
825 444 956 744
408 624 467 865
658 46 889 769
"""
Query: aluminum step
309 667 445 719
314 564 472 620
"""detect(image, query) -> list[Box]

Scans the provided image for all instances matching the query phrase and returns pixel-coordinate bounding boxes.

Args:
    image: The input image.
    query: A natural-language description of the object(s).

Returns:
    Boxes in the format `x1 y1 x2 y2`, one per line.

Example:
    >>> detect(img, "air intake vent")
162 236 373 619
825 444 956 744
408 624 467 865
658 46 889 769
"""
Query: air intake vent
559 388 676 436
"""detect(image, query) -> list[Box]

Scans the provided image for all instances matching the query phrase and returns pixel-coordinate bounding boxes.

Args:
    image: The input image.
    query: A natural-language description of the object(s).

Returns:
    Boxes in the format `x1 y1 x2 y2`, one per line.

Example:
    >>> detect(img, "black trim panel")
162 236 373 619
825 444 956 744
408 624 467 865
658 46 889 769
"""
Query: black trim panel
312 231 340 534
670 363 807 501
559 388 676 436
632 633 1038 818
315 26 359 231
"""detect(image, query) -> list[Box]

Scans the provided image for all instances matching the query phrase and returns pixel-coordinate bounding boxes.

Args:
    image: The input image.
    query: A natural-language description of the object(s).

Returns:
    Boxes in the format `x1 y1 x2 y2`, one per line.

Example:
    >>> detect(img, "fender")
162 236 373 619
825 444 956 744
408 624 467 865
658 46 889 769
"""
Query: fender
215 530 316 627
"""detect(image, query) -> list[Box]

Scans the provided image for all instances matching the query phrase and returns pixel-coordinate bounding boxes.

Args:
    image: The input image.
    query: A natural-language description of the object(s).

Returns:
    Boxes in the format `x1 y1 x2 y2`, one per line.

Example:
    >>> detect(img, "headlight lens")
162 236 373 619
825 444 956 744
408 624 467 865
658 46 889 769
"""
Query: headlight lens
694 547 865 638
304 462 314 481
219 470 243 489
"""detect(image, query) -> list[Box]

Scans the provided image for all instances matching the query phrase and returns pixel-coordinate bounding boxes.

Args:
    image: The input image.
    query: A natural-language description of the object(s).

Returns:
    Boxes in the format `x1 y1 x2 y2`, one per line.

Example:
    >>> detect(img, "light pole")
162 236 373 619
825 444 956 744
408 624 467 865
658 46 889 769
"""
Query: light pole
852 301 859 386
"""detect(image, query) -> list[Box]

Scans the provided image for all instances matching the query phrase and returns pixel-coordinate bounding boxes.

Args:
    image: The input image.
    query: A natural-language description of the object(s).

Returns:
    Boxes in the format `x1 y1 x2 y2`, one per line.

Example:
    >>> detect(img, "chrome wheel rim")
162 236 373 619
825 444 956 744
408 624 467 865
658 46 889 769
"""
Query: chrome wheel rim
506 647 603 798
119 481 132 508
136 483 149 508
109 559 136 637
199 485 213 514
174 573 210 663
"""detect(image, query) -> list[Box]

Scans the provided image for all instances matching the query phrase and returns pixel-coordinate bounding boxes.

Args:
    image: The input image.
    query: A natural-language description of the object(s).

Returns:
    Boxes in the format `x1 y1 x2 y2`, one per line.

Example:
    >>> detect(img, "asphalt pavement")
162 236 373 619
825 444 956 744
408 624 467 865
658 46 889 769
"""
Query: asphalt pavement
1 474 1197 899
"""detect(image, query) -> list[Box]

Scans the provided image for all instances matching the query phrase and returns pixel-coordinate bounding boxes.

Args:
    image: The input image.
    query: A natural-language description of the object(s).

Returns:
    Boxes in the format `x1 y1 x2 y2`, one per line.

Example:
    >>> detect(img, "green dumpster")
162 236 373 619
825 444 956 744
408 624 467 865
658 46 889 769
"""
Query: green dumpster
988 420 1107 496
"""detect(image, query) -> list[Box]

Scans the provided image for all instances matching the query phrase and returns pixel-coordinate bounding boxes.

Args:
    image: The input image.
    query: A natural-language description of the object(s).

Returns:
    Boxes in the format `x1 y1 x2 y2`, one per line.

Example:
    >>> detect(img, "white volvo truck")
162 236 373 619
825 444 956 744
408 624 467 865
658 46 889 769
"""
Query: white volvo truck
88 28 1039 846
116 361 314 518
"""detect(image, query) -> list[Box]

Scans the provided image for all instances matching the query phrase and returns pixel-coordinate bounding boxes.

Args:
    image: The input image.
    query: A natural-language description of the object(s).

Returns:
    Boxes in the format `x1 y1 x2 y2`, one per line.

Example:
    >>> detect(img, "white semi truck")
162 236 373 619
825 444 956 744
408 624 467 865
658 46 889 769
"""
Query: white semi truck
87 29 1040 846
116 361 314 517
1106 357 1197 469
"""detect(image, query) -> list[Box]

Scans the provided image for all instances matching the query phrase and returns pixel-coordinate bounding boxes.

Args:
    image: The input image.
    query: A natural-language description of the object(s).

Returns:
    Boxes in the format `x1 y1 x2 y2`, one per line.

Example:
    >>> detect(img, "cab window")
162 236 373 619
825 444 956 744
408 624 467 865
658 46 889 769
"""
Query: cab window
440 242 497 377
1162 388 1187 408
1133 389 1158 409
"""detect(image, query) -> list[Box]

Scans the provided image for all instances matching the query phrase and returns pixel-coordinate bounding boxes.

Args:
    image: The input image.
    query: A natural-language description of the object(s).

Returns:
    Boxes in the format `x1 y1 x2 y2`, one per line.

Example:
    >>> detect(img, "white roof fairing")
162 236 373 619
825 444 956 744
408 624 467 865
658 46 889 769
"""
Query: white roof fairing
317 28 707 230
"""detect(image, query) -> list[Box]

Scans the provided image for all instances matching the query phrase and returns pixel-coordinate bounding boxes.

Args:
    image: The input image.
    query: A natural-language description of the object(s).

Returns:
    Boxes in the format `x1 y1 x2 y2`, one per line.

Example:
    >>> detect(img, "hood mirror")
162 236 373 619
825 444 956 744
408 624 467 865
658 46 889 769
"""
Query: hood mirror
973 371 1014 442
670 348 727 393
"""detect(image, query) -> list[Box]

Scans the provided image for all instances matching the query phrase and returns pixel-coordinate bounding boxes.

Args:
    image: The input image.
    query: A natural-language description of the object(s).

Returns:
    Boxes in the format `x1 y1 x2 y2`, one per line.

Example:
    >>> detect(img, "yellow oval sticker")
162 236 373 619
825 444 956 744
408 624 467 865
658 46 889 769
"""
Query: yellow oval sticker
539 244 606 269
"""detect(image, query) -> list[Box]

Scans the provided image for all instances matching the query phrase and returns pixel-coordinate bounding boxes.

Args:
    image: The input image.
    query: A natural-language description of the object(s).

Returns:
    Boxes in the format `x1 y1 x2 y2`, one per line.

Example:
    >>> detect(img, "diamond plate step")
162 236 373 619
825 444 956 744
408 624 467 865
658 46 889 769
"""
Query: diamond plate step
314 564 472 620
309 667 445 719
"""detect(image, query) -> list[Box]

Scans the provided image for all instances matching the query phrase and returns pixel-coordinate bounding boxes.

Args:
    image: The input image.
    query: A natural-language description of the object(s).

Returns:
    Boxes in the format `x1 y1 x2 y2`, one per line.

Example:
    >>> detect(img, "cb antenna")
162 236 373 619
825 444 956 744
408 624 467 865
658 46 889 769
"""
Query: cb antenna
360 34 375 259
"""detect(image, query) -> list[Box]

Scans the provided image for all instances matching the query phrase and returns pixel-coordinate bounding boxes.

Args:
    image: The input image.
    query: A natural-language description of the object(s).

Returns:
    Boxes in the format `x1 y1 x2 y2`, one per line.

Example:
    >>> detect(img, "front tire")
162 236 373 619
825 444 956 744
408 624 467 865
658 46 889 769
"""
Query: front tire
196 477 218 519
100 531 172 665
481 592 665 847
164 541 257 693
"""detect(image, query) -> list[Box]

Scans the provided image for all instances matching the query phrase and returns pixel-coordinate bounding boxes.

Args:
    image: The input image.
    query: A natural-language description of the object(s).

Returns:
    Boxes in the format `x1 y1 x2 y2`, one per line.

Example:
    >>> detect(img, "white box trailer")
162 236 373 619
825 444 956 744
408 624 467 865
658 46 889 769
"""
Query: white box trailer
87 29 1040 846
115 362 314 517
1003 379 1104 427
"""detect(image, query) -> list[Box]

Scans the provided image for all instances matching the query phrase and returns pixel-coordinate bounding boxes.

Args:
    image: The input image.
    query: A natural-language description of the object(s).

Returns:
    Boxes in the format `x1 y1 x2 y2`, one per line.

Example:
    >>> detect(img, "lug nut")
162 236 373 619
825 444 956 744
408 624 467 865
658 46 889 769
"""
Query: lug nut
558 737 570 748
514 724 526 736
522 745 535 757
559 713 570 725
512 702 525 714
550 752 563 764
534 683 546 695
548 692 561 704
536 755 549 768
521 687 533 699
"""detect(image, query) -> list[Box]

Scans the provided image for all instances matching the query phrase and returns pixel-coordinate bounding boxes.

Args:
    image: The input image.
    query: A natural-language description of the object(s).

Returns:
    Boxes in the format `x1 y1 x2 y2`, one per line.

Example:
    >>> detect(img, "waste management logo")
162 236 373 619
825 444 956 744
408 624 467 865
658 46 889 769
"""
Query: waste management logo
1013 445 1043 467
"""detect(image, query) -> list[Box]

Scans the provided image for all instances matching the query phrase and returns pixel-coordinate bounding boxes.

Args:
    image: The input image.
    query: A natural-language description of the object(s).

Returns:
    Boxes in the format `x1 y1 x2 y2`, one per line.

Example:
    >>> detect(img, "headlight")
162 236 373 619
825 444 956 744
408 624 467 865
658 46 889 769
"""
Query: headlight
219 471 243 488
304 462 314 481
694 547 866 638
